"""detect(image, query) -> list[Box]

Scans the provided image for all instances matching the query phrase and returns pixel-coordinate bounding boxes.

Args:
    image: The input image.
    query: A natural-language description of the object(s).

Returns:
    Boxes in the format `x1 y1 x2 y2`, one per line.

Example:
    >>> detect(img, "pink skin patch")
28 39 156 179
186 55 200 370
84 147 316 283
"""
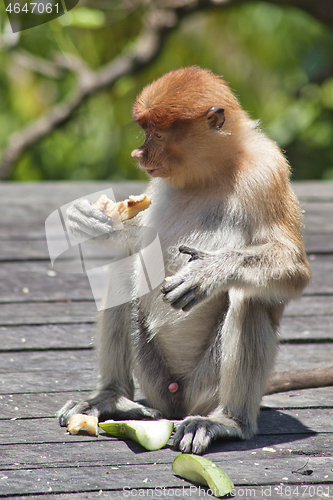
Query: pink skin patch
168 382 178 393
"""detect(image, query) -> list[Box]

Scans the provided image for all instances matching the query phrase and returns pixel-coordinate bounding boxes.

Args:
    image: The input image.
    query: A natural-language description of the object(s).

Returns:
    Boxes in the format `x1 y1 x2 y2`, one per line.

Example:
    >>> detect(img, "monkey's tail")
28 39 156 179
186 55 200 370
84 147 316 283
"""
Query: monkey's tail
265 366 333 395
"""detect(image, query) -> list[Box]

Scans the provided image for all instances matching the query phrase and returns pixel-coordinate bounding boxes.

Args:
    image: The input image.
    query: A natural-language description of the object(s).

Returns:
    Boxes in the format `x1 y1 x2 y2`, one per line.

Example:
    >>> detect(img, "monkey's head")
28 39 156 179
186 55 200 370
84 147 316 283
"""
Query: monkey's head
131 67 246 188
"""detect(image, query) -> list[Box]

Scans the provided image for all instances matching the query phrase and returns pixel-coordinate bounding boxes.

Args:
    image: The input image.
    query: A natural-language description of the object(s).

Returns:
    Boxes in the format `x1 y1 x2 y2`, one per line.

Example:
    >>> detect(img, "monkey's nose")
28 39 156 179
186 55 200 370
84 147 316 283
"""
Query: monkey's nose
131 148 144 159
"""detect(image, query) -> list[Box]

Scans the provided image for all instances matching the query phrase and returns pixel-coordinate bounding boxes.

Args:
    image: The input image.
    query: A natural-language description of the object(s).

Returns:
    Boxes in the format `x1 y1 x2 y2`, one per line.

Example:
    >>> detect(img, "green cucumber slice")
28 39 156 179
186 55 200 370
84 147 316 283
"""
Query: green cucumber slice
99 419 174 451
172 454 234 497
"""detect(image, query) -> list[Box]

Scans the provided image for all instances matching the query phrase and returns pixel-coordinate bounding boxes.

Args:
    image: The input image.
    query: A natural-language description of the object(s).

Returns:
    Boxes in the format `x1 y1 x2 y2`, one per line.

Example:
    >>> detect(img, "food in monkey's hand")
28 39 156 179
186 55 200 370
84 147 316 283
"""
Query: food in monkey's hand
67 414 99 436
93 194 151 222
172 454 234 497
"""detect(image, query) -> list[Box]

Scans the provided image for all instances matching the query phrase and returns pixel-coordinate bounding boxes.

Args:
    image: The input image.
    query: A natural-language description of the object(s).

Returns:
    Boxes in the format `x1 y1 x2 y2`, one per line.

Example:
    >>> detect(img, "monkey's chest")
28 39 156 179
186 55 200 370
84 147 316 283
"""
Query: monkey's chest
135 190 240 375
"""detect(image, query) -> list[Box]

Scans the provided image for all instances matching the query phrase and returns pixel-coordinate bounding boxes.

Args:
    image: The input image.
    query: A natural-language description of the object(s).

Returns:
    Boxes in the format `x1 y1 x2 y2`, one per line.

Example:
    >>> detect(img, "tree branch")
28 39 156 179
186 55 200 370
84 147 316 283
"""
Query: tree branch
12 49 66 79
0 5 181 179
1 0 332 179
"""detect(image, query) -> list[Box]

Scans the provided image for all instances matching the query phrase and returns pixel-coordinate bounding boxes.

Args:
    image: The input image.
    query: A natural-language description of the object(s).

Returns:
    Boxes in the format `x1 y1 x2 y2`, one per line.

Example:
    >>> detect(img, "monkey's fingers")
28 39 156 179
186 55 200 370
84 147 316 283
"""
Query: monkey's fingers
160 276 185 294
65 199 114 240
179 246 206 261
58 400 91 427
173 417 221 454
71 199 113 224
162 285 199 311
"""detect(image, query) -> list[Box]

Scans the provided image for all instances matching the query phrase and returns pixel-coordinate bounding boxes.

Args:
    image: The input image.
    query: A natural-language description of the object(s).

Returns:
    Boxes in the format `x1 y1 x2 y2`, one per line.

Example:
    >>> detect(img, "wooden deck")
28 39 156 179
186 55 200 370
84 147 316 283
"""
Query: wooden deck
1 181 332 500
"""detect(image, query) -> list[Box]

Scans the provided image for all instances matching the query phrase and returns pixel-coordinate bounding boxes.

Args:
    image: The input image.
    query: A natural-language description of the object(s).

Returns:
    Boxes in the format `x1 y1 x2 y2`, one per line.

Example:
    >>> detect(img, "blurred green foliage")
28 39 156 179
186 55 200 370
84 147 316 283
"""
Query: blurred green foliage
0 1 333 181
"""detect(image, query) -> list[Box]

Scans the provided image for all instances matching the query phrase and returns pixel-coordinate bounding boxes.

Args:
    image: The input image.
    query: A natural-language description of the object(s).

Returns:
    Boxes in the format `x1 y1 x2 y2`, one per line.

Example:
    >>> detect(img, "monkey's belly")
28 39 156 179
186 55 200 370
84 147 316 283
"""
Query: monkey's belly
139 288 228 377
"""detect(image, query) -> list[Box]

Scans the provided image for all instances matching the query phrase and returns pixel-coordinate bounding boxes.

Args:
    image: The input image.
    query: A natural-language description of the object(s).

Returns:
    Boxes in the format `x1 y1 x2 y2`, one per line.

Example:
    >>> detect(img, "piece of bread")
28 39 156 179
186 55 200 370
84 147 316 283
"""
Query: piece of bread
93 193 151 222
67 414 99 436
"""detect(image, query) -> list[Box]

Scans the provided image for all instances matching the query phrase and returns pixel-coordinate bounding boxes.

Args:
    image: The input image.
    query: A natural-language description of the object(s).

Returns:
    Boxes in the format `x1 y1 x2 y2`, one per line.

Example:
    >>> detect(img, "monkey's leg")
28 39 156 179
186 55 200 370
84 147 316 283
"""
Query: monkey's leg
58 304 161 426
173 290 280 454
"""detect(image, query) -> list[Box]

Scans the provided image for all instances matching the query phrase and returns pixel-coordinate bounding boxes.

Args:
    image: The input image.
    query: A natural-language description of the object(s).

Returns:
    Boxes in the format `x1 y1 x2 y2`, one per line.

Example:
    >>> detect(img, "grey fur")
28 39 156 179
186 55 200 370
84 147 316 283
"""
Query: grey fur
59 112 310 454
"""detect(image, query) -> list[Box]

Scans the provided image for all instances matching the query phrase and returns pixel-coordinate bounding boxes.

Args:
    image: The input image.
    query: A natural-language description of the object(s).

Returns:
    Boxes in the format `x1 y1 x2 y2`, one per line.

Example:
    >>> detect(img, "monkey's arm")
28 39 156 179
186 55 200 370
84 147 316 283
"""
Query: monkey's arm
161 241 311 312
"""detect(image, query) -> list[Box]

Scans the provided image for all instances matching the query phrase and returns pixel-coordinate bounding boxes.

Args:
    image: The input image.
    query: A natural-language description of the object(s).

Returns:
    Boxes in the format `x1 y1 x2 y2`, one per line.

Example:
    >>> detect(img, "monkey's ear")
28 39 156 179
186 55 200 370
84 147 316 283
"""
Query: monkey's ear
205 107 225 130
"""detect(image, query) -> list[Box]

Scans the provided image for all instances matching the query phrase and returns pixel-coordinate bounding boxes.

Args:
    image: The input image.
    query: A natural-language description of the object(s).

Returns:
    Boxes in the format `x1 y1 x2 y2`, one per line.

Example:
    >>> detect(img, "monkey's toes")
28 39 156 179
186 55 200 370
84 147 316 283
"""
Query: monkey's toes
57 400 91 427
114 405 162 421
173 417 218 454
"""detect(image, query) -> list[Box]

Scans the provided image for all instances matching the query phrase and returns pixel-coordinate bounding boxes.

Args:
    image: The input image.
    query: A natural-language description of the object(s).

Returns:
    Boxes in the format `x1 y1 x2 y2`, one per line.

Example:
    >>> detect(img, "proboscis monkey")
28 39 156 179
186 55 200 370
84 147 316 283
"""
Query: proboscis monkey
59 67 315 454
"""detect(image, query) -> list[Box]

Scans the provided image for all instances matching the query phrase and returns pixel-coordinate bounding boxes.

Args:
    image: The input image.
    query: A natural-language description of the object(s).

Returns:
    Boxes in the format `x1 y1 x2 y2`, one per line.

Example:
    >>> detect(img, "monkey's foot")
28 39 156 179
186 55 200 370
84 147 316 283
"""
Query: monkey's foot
58 394 161 427
173 415 244 454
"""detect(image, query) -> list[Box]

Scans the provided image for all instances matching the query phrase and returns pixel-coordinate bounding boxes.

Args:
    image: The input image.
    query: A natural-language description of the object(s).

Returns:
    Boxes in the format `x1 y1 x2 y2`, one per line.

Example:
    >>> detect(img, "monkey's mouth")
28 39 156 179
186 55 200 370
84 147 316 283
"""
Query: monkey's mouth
139 162 162 176
145 167 161 176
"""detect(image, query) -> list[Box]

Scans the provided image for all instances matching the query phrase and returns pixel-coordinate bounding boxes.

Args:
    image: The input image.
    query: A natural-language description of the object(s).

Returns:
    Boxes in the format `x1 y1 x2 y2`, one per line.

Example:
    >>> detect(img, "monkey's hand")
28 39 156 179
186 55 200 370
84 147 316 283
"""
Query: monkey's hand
58 392 162 427
173 415 245 454
161 246 221 312
65 199 115 241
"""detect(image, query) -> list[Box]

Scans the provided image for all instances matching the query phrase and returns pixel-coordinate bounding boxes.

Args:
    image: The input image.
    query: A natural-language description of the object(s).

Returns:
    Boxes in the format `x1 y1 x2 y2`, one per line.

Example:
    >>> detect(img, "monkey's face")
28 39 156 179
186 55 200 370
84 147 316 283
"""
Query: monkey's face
131 105 240 189
131 125 185 179
131 120 223 183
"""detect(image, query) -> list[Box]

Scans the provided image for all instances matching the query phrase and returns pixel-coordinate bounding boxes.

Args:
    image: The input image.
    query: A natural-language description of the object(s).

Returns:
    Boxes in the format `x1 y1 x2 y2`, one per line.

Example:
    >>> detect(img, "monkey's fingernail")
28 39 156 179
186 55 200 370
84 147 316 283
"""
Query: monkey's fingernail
164 276 171 282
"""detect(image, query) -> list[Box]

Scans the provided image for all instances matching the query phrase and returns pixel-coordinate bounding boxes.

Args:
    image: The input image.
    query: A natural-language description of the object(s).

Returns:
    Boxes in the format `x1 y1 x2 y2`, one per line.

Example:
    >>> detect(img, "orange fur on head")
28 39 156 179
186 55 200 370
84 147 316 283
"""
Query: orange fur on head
133 66 241 130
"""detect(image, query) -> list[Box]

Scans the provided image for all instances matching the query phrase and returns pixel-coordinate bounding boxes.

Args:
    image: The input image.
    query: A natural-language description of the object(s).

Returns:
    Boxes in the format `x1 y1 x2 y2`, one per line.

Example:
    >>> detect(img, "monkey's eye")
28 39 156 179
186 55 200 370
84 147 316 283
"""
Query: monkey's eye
154 132 163 139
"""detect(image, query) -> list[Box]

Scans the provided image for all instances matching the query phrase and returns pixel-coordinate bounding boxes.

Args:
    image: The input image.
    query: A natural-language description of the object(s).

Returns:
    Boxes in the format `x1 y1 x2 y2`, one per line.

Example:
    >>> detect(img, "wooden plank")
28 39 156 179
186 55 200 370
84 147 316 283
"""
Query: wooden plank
0 350 95 373
0 344 332 395
293 181 333 201
0 314 331 354
0 182 148 239
262 387 333 409
0 181 331 500
2 316 331 353
0 351 97 394
2 345 331 377
4 487 332 500
301 202 333 234
0 452 332 495
0 392 91 420
0 182 331 239
0 262 93 303
275 343 333 371
0 181 330 211
0 254 331 303
285 296 333 317
0 324 94 351
0 239 49 261
1 432 332 469
0 239 115 261
0 234 331 262
2 385 333 422
2 409 332 446
0 296 330 328
0 371 98 395
0 301 97 326
280 316 333 341
304 255 333 295
304 234 333 253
